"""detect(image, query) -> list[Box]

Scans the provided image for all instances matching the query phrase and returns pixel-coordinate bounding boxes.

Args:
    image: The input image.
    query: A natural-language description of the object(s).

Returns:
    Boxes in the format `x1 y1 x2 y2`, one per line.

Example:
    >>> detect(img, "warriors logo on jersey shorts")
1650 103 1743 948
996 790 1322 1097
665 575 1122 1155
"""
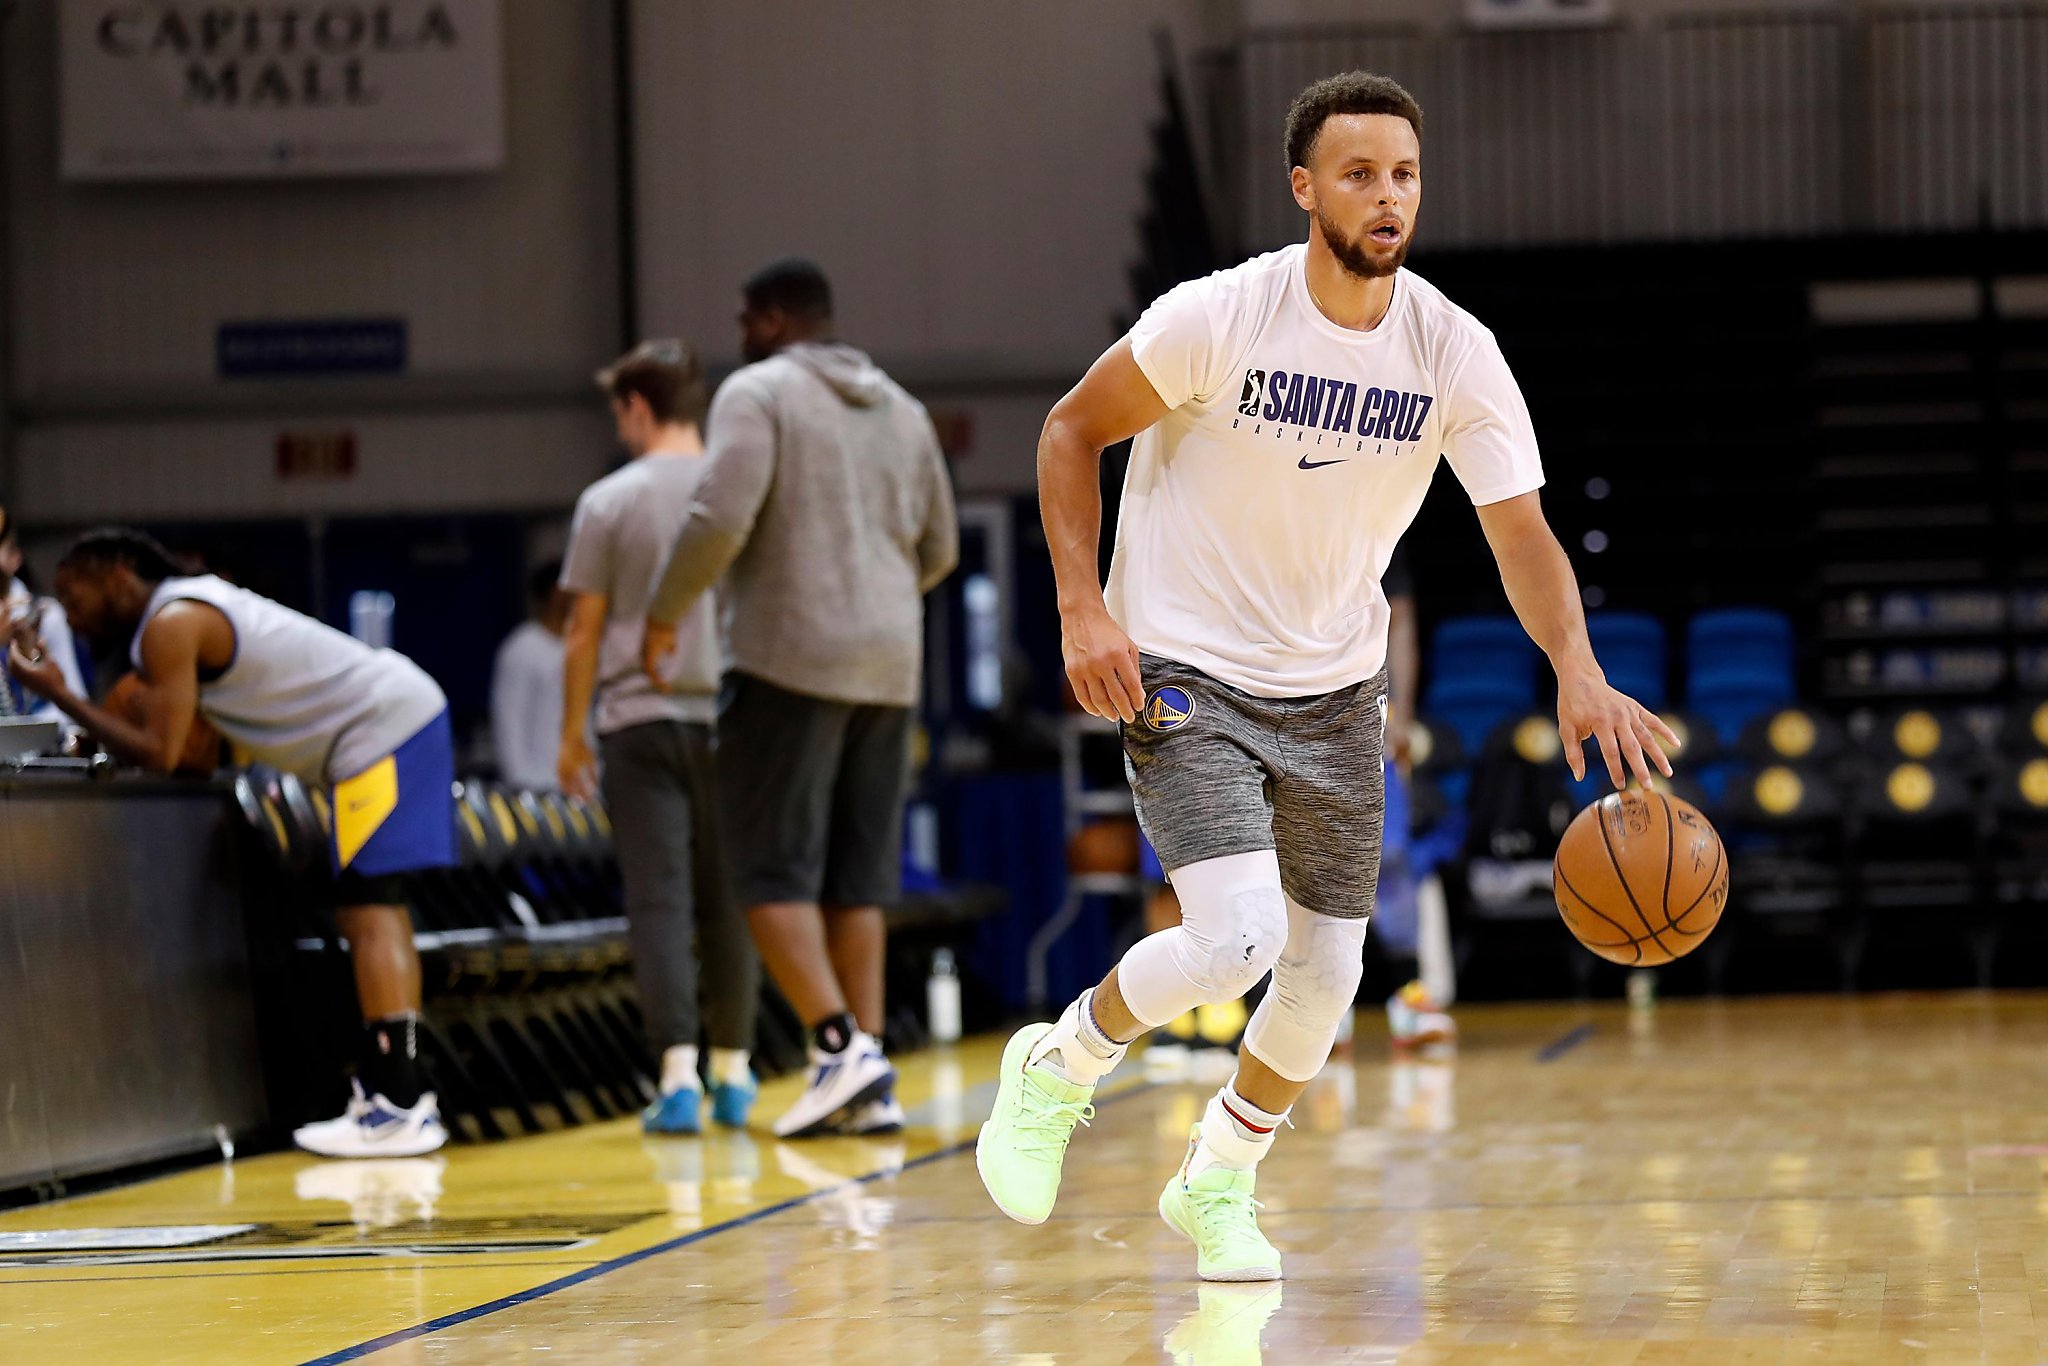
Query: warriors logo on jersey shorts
1121 654 1387 920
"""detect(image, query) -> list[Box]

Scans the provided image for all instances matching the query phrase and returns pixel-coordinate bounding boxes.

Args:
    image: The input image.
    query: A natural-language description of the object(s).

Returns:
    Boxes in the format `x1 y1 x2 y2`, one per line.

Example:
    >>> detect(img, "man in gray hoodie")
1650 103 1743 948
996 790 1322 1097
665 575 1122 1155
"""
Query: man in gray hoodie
646 259 958 1139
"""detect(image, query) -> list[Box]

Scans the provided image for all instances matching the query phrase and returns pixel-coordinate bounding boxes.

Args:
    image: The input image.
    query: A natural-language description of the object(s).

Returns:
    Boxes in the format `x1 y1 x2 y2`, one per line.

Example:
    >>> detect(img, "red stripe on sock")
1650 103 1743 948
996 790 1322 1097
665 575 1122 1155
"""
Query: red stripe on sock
1220 1097 1276 1136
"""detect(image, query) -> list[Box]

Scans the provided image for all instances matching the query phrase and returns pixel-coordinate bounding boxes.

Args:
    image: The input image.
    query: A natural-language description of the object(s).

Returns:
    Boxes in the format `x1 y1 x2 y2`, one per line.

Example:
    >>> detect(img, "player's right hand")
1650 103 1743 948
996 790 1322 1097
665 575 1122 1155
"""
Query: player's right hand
640 618 677 690
1061 605 1143 724
557 733 599 802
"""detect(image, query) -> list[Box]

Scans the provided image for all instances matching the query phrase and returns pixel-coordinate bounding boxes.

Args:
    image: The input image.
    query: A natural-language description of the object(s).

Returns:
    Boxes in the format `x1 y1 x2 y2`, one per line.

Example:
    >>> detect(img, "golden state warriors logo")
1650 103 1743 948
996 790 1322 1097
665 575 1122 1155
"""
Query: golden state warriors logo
1144 685 1195 732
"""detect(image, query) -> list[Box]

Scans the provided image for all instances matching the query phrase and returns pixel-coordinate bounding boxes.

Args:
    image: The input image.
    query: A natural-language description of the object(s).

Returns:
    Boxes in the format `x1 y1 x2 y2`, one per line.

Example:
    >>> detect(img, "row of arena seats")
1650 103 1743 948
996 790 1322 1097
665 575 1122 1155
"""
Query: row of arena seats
1423 701 2048 994
1423 608 1797 769
232 773 1000 1142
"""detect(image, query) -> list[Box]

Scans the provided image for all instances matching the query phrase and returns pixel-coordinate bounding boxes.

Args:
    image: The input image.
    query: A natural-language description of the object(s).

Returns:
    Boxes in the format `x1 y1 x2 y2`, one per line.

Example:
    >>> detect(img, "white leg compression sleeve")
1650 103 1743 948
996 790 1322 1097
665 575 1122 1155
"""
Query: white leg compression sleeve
1114 850 1287 1030
1242 895 1368 1082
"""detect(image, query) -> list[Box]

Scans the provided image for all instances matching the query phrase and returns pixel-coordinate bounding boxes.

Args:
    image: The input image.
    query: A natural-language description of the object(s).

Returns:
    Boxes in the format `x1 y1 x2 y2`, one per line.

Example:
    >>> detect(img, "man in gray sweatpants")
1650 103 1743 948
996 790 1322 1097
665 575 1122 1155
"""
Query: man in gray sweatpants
645 259 958 1139
559 338 760 1137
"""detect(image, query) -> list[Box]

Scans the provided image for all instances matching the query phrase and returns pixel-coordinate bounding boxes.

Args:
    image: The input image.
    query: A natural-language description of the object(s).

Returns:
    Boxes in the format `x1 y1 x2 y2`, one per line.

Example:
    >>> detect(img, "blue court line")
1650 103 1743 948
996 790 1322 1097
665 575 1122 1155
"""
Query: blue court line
0 1258 600 1288
302 1080 1154 1365
1535 1023 1596 1061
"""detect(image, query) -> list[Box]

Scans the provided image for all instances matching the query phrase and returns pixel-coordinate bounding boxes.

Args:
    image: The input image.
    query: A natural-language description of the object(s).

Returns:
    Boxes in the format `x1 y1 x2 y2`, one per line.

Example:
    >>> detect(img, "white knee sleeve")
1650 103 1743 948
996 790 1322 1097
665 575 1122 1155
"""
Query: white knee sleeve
1242 896 1367 1082
1117 850 1287 1028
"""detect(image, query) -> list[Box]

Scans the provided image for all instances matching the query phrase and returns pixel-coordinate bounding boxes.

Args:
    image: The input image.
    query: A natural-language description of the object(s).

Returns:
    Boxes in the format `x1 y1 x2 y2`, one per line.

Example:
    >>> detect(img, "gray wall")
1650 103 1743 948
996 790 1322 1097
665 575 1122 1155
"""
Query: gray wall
1233 5 2048 252
627 0 1223 495
3 0 621 523
5 0 2048 519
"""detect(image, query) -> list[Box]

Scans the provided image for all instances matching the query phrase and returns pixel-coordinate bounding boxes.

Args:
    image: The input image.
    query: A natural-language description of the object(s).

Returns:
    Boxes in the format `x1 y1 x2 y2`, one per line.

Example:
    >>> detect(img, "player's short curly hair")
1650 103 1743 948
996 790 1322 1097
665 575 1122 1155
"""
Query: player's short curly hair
1284 71 1423 172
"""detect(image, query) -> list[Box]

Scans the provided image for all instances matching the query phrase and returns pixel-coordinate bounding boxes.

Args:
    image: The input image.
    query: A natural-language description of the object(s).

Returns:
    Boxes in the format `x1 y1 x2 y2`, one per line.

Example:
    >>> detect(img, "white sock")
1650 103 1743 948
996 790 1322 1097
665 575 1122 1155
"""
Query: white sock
1027 991 1126 1085
660 1044 701 1095
1188 1078 1286 1176
710 1048 751 1089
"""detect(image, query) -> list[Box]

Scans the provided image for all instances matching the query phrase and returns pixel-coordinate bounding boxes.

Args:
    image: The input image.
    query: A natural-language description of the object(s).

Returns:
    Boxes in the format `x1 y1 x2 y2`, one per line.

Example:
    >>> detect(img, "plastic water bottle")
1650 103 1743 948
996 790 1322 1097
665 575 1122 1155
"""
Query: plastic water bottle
927 948 962 1044
348 590 395 648
1627 969 1657 1010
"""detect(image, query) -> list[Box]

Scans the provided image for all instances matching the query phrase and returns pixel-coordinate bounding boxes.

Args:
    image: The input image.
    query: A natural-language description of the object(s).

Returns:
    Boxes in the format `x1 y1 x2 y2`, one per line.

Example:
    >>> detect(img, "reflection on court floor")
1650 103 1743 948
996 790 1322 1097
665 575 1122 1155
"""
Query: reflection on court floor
8 997 2048 1363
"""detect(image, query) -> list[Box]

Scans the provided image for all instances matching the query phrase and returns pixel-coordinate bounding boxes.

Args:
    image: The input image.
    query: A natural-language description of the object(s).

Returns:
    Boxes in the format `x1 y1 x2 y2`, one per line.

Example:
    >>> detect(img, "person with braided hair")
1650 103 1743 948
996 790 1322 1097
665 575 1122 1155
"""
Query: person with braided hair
8 527 455 1158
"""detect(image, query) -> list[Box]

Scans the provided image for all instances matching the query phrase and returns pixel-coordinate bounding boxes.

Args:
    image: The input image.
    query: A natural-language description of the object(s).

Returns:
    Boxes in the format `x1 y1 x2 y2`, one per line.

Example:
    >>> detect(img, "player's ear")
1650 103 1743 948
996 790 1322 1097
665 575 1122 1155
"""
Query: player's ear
1290 165 1315 214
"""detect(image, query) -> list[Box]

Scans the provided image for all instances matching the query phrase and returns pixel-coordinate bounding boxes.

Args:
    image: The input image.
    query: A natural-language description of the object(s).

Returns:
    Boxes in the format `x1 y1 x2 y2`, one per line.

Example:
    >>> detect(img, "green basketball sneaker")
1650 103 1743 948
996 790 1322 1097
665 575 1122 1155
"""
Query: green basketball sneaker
976 1022 1097 1225
1158 1126 1283 1281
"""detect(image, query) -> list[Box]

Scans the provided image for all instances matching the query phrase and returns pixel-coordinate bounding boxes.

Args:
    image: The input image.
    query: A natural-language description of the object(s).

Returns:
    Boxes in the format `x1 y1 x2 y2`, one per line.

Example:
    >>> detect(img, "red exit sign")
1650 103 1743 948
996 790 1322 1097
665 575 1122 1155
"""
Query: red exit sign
275 430 357 481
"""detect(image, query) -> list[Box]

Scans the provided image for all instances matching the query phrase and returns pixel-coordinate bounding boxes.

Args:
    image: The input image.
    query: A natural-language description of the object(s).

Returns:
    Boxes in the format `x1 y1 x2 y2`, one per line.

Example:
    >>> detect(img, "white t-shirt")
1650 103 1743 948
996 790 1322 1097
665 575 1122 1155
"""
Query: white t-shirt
1109 243 1544 698
490 620 565 791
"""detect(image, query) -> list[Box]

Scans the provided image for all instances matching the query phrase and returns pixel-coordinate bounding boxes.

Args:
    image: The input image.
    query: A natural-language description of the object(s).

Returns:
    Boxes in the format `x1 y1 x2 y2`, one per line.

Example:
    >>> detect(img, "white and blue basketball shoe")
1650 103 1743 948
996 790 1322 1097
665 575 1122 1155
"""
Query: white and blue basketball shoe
772 1031 895 1139
293 1081 448 1158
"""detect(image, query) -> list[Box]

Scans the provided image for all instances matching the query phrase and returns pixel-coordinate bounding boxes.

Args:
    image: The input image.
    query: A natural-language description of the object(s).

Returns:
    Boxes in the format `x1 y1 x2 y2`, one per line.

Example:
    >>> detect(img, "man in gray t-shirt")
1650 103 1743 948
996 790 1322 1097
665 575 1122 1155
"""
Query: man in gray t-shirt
558 339 759 1136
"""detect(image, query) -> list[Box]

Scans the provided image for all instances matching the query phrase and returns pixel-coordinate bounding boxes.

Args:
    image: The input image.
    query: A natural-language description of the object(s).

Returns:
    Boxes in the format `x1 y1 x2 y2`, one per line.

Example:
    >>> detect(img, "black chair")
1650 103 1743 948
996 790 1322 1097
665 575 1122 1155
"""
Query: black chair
1722 760 1855 988
1858 708 1986 793
1985 757 2048 974
1658 709 1720 768
1851 759 1988 985
1736 706 1849 769
1453 714 1587 992
1409 712 1472 811
2001 699 2048 757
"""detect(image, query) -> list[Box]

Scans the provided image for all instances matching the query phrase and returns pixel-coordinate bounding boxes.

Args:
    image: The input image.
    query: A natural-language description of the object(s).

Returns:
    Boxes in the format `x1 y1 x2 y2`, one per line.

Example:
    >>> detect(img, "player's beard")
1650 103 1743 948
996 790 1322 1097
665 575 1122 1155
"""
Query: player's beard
1316 205 1409 280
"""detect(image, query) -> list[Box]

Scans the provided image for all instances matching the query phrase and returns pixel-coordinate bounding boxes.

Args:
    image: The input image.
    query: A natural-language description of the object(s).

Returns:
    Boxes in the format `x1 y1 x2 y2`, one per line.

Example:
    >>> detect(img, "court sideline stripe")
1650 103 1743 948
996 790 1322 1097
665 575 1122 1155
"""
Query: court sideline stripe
301 1080 1154 1364
1536 1023 1596 1061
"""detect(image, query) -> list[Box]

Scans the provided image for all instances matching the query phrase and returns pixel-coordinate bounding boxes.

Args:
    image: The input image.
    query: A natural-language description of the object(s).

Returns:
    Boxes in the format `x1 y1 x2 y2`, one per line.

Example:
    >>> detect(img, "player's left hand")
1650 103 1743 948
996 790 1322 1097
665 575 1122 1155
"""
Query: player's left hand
641 618 677 690
1557 667 1679 789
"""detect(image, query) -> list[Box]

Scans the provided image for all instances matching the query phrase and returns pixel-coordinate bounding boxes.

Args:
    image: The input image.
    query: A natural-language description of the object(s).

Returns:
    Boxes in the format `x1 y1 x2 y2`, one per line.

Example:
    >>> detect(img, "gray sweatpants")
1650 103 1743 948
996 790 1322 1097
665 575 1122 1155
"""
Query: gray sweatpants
599 720 758 1052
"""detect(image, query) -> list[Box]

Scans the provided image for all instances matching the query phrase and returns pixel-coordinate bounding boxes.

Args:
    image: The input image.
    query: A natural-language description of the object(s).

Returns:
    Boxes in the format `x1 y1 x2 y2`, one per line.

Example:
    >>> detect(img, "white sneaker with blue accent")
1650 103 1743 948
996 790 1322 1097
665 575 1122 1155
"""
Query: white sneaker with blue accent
838 1094 905 1136
293 1082 449 1158
772 1032 895 1139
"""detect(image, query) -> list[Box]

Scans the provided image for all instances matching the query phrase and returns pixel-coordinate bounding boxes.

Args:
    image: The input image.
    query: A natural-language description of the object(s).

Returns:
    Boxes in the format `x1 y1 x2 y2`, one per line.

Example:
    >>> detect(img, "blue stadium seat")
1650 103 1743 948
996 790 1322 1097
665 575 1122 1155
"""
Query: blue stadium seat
1587 611 1668 711
1423 676 1533 757
1687 608 1794 688
1430 616 1538 692
1690 667 1797 747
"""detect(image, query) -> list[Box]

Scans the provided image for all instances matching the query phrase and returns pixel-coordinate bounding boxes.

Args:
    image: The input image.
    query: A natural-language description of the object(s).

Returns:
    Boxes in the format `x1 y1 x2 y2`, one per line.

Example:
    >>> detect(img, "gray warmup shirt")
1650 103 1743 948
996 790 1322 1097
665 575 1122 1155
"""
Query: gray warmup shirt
130 575 446 785
560 452 722 736
648 342 959 709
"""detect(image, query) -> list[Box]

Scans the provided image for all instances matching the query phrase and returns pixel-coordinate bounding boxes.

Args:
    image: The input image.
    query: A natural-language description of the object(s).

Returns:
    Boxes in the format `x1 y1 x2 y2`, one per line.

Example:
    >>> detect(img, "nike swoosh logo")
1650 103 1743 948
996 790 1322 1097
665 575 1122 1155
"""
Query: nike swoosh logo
1298 456 1347 470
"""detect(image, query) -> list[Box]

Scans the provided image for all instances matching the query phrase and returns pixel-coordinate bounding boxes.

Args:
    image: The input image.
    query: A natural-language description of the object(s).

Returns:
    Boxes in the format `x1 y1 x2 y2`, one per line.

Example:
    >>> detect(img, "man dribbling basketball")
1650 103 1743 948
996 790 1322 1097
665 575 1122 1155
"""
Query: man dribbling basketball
975 71 1680 1281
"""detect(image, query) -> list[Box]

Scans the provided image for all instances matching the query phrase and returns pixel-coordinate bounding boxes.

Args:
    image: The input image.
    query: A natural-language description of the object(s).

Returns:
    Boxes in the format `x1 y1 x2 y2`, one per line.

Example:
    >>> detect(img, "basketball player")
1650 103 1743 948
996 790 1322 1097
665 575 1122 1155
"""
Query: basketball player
7 529 455 1158
976 72 1678 1280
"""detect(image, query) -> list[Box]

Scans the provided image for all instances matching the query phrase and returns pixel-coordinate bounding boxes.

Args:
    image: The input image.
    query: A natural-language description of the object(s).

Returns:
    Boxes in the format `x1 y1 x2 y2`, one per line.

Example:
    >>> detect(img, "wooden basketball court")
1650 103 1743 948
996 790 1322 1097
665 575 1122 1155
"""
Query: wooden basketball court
6 993 2048 1363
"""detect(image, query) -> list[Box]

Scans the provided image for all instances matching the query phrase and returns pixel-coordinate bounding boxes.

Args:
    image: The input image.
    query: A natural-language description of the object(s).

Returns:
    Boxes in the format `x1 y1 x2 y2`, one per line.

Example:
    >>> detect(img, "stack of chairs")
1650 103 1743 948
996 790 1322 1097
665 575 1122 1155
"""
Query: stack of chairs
1715 701 2045 990
1988 700 2048 958
1718 706 1857 987
1850 709 1989 983
232 773 806 1142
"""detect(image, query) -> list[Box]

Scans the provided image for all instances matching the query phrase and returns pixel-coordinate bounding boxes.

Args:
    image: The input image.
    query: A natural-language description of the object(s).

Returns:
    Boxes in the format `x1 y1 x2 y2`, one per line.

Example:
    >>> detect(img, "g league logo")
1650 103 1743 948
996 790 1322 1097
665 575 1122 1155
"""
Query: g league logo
1237 369 1267 417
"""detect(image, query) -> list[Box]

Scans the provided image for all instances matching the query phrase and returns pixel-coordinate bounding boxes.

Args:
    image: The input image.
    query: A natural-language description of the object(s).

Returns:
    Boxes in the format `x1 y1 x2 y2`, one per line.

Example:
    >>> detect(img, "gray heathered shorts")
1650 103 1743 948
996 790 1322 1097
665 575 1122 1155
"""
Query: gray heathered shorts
1122 653 1387 920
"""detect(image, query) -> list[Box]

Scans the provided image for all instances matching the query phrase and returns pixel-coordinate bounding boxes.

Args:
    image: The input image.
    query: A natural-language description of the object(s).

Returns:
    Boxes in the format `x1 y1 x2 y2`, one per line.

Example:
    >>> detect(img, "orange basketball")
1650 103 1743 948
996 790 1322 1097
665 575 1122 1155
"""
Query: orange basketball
1552 788 1728 966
